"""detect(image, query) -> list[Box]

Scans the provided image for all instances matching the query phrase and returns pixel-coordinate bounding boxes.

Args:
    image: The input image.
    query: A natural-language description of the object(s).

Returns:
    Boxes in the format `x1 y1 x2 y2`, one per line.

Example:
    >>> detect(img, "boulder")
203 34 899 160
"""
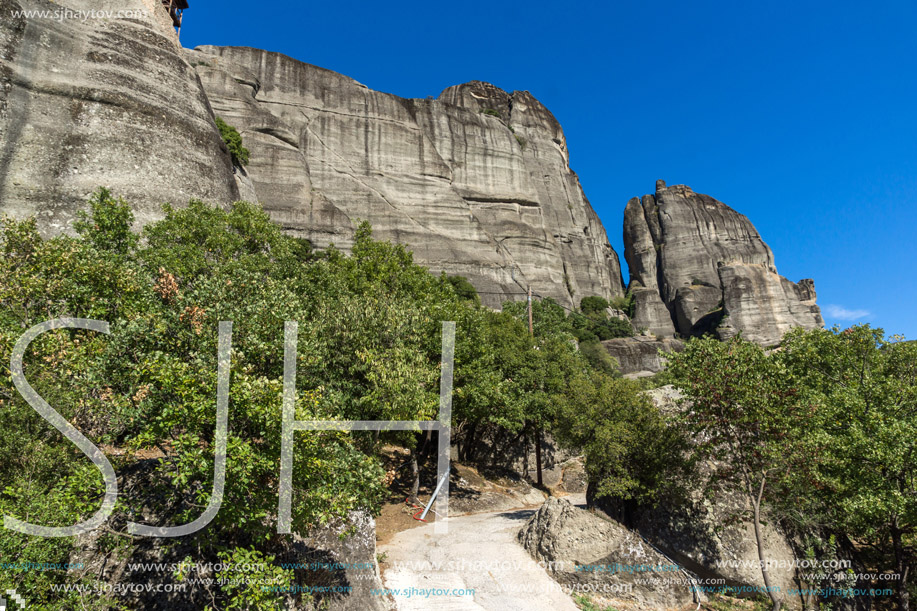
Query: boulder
518 497 698 610
601 336 684 376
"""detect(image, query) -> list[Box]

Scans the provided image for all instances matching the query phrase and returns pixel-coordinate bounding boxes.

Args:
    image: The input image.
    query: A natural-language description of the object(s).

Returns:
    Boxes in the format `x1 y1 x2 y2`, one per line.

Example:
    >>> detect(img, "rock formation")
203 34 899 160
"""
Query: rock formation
0 0 239 235
601 336 684 377
0 3 821 332
623 180 822 345
519 497 697 610
188 46 624 307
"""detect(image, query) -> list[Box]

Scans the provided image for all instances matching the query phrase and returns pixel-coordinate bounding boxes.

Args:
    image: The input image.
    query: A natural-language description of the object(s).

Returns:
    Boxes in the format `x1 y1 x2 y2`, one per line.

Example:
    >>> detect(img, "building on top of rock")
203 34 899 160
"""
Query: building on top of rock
623 180 823 346
161 0 188 34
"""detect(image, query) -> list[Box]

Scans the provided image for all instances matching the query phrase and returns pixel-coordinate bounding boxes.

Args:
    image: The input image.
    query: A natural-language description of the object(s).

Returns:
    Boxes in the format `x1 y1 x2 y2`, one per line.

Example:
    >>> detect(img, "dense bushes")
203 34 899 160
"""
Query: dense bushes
669 329 917 611
0 190 672 609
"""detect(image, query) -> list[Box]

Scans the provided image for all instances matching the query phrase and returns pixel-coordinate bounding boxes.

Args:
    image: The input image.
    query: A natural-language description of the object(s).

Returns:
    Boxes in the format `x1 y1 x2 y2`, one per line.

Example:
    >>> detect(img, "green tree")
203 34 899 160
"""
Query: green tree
554 371 687 512
668 336 813 611
446 275 480 305
580 295 609 315
780 325 917 611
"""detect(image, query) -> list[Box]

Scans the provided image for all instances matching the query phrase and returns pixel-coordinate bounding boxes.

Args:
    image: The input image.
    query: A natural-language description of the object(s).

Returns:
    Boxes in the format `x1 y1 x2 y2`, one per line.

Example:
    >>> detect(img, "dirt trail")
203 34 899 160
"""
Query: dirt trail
378 495 586 611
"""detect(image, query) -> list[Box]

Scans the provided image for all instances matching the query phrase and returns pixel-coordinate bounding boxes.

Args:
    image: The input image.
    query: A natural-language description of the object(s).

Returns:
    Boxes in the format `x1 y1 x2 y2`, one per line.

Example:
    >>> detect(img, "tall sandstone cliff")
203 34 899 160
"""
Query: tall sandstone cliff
0 2 822 330
623 180 823 346
188 46 624 307
0 0 239 233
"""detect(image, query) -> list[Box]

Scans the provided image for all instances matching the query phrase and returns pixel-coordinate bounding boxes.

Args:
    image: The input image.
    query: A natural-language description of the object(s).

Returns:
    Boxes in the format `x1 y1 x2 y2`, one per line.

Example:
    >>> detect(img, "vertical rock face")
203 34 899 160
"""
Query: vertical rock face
0 0 239 234
623 181 822 345
190 46 624 307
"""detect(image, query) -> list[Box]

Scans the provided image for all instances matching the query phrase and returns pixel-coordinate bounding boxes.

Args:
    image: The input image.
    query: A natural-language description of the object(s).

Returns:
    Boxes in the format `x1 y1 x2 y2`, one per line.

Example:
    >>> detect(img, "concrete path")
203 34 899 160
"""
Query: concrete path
378 495 586 611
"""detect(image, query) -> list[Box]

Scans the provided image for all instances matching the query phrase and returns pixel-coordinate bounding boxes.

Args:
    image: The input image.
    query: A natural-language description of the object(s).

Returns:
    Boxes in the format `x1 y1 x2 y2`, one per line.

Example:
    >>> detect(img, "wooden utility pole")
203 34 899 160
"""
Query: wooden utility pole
528 285 534 336
528 286 543 488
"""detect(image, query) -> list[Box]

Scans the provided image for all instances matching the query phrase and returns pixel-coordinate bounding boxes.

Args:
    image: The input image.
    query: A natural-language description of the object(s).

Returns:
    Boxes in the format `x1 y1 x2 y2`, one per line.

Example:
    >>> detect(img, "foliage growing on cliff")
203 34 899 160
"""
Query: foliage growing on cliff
215 116 251 167
446 275 480 305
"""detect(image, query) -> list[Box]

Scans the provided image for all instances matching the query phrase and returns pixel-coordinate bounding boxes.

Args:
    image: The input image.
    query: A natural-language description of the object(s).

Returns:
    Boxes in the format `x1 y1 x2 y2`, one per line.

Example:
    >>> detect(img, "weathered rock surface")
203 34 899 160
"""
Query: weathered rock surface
299 510 395 611
0 0 239 234
601 336 685 376
190 46 624 307
519 497 697 610
623 181 822 345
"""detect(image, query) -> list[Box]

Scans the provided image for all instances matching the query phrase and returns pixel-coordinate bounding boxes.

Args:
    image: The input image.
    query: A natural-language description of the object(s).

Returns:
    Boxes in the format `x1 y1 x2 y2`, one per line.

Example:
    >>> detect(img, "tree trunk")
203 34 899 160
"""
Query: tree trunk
409 450 420 505
751 477 782 611
462 422 478 462
535 425 544 488
891 524 910 611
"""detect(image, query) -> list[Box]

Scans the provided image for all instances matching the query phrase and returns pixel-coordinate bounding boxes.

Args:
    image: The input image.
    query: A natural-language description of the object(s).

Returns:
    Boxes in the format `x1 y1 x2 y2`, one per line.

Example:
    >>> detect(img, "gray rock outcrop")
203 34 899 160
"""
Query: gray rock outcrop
601 336 684 376
519 497 697 610
623 181 822 345
0 0 239 234
189 46 624 307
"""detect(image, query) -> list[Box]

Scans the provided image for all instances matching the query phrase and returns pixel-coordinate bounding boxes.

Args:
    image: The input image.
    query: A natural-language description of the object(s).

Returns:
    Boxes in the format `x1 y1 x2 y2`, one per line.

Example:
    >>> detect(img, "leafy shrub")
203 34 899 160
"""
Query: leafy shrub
580 296 609 315
447 275 480 305
215 116 251 167
74 187 139 255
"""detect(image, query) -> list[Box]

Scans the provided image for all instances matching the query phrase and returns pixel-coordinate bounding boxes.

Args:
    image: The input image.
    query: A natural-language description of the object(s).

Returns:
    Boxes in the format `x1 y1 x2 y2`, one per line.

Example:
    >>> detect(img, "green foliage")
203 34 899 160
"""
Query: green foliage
609 292 635 318
668 335 813 609
215 116 251 167
574 594 618 611
446 275 480 305
668 336 812 495
778 325 917 608
210 548 296 610
667 327 917 609
502 297 571 340
74 187 139 255
481 108 501 117
0 200 463 607
578 340 619 376
570 308 633 342
555 371 688 506
580 296 609 315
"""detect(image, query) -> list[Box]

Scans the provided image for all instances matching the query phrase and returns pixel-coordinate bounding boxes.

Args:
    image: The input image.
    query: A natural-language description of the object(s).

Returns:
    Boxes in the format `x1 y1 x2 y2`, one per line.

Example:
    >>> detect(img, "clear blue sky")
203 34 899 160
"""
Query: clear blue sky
182 0 917 338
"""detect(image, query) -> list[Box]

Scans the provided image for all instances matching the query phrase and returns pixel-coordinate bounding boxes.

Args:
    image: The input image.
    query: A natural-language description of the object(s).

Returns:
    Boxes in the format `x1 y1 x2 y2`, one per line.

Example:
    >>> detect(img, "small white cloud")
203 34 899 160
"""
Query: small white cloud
824 304 870 321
